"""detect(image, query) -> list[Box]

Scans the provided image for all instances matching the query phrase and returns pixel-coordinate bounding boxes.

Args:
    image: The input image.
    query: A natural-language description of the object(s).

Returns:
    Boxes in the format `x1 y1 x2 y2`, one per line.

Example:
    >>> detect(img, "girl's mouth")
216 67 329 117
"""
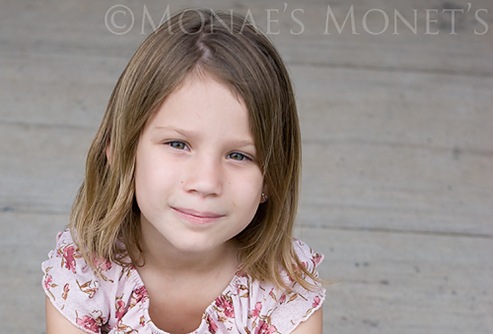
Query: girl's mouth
172 207 225 225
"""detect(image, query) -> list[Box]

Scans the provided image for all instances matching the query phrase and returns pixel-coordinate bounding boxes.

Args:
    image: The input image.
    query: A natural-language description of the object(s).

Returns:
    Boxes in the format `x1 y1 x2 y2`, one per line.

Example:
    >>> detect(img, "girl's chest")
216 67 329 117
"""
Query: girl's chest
144 277 233 334
148 293 207 333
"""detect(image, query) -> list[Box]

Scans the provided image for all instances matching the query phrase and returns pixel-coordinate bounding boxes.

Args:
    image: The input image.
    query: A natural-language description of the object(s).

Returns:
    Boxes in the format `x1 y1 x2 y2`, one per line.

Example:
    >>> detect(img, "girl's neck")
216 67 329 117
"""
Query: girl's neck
136 221 240 277
134 221 242 334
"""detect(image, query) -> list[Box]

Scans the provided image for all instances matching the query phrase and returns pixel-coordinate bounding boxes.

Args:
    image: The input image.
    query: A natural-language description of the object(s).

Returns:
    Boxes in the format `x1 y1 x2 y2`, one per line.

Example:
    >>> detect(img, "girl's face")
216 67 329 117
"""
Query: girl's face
134 73 264 256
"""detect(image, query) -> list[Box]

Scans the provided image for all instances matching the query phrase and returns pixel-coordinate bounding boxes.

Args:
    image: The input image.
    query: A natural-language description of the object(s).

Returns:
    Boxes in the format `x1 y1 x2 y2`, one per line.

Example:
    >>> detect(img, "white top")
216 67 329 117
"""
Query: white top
42 229 325 333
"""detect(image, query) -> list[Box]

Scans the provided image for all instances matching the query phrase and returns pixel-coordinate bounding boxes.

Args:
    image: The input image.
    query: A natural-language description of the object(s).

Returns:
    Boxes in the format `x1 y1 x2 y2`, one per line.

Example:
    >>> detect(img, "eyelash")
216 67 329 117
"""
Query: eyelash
166 141 188 150
227 152 252 162
165 141 253 162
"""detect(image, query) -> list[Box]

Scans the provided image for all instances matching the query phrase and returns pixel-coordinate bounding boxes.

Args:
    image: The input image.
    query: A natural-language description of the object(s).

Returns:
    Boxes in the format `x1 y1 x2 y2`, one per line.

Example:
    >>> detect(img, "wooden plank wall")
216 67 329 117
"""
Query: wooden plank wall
0 1 492 333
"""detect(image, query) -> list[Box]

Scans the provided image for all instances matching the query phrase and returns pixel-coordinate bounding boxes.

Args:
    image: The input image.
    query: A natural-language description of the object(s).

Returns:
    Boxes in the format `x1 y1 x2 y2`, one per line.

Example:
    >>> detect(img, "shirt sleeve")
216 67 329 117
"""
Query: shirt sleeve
266 239 326 333
41 229 111 334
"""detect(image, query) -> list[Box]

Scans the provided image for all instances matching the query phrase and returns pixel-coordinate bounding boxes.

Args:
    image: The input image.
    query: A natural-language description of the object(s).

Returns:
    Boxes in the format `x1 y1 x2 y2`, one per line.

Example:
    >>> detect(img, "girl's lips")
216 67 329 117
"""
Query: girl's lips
172 207 225 225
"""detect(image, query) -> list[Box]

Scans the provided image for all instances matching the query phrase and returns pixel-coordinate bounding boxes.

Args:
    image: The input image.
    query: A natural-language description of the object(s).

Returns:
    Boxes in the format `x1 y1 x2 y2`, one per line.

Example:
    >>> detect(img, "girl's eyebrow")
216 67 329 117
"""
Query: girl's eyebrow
230 140 256 149
153 125 191 138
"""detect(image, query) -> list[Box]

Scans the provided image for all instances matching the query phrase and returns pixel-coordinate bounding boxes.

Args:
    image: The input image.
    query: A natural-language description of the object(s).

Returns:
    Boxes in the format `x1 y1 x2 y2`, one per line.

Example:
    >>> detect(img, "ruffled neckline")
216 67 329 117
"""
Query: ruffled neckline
126 264 245 334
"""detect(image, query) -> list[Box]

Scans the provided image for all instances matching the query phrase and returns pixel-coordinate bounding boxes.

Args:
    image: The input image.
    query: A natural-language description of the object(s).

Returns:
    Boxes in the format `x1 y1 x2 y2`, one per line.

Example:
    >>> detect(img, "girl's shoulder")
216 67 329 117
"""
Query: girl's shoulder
205 238 325 333
41 228 147 333
292 237 325 272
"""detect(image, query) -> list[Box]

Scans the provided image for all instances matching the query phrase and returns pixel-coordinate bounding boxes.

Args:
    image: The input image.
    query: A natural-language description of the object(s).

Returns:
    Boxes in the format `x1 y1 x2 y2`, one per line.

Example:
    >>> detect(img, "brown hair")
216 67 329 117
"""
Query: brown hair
71 8 319 291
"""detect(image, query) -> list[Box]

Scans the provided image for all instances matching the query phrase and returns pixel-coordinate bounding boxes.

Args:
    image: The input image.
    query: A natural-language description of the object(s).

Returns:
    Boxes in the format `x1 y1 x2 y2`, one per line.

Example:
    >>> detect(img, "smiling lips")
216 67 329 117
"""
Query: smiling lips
172 207 225 225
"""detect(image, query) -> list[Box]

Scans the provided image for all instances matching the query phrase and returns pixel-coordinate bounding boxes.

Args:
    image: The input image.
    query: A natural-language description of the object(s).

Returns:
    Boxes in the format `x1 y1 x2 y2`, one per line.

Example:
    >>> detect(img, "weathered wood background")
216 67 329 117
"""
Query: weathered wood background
1 1 492 333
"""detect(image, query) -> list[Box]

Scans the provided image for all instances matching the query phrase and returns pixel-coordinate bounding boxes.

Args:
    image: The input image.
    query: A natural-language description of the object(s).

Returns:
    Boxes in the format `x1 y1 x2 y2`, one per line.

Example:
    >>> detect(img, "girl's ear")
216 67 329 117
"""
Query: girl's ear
260 186 269 203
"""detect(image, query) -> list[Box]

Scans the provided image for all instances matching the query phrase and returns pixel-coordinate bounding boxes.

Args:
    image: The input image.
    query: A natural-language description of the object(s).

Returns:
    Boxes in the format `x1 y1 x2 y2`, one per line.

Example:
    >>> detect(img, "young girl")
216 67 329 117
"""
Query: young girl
42 9 325 334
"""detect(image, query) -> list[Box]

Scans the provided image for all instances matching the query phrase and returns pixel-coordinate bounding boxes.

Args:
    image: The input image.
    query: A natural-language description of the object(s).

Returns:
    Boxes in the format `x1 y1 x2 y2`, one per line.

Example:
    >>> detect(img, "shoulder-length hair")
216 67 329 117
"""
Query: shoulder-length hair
71 8 318 291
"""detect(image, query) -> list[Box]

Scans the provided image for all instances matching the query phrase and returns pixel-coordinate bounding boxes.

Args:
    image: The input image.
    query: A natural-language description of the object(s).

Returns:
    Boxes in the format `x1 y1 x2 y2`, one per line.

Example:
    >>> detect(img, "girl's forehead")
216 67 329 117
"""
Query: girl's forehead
159 74 244 112
177 71 244 103
146 73 250 133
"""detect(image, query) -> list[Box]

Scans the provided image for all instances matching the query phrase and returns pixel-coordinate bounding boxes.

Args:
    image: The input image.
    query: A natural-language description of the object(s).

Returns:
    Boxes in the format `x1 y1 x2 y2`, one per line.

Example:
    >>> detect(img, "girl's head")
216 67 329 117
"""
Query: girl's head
72 9 305 288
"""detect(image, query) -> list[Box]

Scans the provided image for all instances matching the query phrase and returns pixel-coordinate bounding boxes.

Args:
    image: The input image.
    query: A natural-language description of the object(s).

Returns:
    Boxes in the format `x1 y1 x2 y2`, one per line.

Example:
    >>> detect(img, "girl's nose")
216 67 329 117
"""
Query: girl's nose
182 154 223 197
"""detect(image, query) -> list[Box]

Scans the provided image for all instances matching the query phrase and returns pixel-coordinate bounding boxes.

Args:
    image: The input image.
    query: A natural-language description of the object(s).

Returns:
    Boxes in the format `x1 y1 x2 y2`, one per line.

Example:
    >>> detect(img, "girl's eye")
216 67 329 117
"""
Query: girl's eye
167 141 188 150
228 152 251 161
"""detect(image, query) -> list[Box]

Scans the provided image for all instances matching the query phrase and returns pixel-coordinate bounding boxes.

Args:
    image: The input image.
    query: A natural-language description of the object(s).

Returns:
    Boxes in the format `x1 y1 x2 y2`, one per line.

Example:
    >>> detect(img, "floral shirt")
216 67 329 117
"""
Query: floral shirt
42 229 325 333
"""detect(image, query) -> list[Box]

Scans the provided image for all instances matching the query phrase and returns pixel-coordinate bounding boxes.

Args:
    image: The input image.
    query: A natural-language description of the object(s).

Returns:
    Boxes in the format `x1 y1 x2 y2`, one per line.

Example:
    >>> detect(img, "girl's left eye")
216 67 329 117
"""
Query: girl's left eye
227 152 251 161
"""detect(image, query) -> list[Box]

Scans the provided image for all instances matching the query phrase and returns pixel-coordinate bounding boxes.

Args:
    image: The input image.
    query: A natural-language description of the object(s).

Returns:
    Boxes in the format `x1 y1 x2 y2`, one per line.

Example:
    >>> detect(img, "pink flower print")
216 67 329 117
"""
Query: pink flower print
250 301 262 318
237 283 249 298
115 297 128 322
279 294 286 304
129 285 147 308
312 252 323 266
89 256 114 282
43 271 57 291
93 256 112 271
115 322 138 333
312 295 321 308
257 319 278 334
206 314 218 333
76 279 99 298
62 283 70 300
215 294 235 318
60 244 79 274
43 269 57 300
75 311 105 333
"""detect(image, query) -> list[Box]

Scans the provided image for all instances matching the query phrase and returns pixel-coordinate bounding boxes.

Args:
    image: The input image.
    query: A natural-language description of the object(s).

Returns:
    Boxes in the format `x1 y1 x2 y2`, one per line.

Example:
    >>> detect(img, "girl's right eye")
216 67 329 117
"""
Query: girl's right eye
166 141 188 150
